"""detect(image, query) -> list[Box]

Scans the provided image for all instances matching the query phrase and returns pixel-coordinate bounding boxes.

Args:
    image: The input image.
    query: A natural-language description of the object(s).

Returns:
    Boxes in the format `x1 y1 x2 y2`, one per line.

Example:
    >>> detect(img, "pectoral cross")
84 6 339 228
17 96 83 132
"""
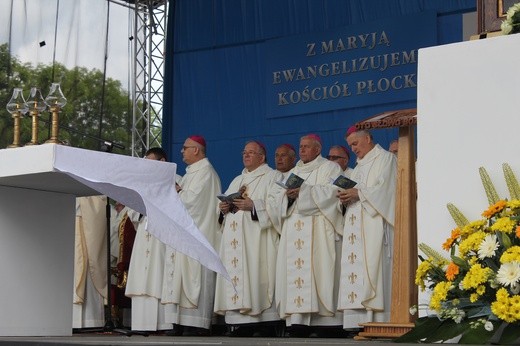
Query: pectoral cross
348 252 357 264
348 272 357 284
294 277 304 289
232 275 239 286
294 296 304 308
348 232 357 245
294 219 304 231
349 214 356 226
231 238 239 249
294 257 304 269
294 238 304 250
348 291 357 304
231 257 239 268
230 220 238 231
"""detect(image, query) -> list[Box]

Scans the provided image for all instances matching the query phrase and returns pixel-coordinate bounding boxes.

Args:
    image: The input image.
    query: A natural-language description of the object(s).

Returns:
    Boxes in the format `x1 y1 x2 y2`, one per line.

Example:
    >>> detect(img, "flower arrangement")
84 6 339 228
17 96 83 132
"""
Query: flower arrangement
501 3 520 35
396 164 520 344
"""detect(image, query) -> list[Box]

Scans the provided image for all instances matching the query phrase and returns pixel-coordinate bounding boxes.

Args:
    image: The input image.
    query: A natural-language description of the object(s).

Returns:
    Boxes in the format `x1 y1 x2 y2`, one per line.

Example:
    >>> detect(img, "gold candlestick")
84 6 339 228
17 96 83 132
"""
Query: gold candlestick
24 87 47 146
45 105 61 144
44 83 67 144
6 88 28 148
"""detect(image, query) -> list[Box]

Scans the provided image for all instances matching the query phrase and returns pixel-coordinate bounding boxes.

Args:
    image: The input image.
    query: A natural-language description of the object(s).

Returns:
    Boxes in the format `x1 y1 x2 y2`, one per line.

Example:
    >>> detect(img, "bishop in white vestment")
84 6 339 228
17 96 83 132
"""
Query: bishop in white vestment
214 141 281 327
337 127 397 329
161 136 221 334
268 134 344 328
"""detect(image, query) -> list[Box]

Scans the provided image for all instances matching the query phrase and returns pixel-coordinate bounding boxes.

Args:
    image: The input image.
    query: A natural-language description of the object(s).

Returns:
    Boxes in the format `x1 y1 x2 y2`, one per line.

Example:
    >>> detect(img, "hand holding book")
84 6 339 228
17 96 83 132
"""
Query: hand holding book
332 175 357 190
217 192 244 214
275 173 305 189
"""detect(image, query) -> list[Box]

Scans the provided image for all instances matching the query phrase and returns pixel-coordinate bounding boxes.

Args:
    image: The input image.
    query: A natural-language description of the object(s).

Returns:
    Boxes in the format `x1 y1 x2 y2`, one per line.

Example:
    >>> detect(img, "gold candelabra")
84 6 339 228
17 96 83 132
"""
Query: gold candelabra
44 83 67 144
24 87 47 146
3 84 68 149
6 88 28 148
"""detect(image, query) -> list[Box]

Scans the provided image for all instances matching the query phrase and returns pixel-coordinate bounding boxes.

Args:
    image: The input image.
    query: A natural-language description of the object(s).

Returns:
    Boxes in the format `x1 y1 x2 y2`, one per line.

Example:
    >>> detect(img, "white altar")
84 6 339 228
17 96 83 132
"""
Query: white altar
0 144 225 336
417 33 520 307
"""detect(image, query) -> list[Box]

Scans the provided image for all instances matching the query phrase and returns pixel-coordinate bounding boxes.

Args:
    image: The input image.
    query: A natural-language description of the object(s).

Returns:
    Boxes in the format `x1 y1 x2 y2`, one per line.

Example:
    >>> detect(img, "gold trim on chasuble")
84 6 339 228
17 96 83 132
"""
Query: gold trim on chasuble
338 201 365 310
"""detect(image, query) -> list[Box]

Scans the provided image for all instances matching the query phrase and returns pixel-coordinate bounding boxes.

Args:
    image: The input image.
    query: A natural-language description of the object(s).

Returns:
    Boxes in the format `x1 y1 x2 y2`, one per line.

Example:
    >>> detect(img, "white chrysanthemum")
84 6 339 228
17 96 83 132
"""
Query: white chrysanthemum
497 261 520 287
478 234 499 259
484 321 494 332
507 7 516 19
501 21 513 35
507 3 520 19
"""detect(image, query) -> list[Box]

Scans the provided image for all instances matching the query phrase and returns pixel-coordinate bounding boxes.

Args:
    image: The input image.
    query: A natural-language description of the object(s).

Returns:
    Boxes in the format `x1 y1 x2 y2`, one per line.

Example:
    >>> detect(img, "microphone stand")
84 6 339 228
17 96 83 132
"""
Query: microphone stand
38 116 126 152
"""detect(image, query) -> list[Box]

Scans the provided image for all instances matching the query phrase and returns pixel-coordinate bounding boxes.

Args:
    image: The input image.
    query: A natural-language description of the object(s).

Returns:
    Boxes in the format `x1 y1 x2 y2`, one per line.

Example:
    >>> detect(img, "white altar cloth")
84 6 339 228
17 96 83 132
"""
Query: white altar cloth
0 144 227 278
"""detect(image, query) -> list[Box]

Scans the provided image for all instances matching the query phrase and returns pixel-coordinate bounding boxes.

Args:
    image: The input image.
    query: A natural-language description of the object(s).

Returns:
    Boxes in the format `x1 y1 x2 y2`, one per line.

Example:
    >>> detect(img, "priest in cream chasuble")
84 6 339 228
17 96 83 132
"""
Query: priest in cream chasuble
125 148 172 331
214 141 281 324
337 127 397 329
268 134 343 327
161 136 222 331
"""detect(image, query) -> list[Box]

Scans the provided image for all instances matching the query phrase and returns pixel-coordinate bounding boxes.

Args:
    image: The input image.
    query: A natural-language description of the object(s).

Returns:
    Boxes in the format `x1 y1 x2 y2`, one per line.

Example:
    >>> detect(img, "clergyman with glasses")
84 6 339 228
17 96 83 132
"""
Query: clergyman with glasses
214 140 281 336
327 145 353 177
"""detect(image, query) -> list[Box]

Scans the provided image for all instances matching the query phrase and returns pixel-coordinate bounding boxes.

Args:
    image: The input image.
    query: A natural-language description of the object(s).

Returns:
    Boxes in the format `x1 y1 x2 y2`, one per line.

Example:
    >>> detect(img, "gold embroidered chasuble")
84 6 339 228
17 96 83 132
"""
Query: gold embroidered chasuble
214 164 280 320
338 144 397 328
270 155 343 323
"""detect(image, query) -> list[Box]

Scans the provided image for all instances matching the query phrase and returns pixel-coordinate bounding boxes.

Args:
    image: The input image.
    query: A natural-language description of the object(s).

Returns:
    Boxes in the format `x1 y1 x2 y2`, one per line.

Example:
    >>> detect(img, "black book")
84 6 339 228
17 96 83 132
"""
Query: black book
217 192 244 204
332 175 357 189
275 173 305 189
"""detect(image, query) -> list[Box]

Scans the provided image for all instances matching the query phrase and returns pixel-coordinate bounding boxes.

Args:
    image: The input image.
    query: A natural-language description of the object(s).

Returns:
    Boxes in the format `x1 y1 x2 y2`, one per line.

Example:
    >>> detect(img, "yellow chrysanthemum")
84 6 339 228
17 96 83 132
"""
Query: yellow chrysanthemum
491 288 520 323
429 281 452 311
482 200 507 218
501 246 520 264
459 231 487 256
415 259 432 290
490 217 516 233
461 264 492 290
507 199 520 211
470 293 480 303
446 262 459 281
476 285 486 295
461 220 487 238
468 256 479 265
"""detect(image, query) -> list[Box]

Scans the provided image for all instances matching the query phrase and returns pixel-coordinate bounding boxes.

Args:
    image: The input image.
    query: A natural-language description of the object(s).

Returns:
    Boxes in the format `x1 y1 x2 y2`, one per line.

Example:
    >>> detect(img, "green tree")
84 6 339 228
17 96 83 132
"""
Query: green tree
0 43 134 155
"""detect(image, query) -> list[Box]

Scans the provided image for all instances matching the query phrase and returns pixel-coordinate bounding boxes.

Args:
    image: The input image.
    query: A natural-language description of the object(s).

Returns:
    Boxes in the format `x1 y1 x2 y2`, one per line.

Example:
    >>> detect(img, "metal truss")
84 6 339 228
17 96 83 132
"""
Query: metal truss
110 0 167 157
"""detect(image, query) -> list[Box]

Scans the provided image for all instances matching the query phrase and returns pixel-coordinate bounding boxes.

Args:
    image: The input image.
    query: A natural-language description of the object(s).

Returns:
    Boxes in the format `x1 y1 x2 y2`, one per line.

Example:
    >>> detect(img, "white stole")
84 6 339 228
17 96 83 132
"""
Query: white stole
338 201 364 310
285 214 314 313
222 211 245 308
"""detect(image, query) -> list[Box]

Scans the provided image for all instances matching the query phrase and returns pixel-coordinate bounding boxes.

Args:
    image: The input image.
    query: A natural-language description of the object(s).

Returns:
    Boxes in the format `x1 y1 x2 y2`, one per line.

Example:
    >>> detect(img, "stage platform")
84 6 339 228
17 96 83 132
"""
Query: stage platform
0 334 404 346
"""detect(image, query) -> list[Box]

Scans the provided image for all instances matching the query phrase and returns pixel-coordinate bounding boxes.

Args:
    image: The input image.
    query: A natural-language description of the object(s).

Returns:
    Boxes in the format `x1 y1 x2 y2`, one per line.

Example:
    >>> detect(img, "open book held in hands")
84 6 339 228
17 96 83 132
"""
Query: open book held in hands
332 175 357 189
275 173 305 189
217 192 244 204
217 192 244 214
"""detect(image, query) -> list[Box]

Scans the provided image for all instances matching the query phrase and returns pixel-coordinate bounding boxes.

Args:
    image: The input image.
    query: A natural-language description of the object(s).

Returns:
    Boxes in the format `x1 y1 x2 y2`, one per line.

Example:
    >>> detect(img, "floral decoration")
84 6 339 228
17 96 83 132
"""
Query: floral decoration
396 163 520 344
501 3 520 35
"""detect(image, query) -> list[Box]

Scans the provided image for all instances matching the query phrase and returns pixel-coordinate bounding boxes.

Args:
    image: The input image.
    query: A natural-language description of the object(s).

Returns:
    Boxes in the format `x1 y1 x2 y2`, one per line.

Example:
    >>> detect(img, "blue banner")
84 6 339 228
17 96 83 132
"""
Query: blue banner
265 11 437 118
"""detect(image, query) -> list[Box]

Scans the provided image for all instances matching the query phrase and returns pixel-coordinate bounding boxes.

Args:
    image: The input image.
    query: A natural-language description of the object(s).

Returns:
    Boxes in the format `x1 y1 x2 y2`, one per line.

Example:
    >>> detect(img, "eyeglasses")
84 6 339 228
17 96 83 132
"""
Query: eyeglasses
182 146 196 151
242 150 262 156
327 155 348 161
